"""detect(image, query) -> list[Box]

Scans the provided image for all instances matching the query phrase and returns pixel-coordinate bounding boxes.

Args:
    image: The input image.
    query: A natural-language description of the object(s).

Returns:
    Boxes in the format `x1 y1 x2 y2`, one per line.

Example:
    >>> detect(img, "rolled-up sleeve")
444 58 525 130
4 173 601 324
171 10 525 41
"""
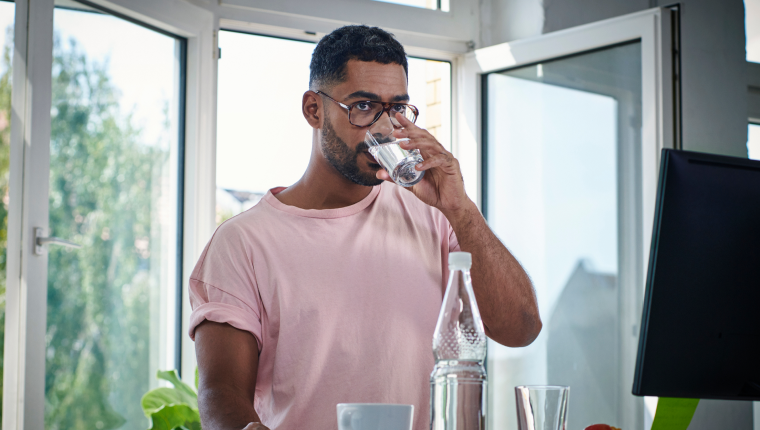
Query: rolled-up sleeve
188 222 263 351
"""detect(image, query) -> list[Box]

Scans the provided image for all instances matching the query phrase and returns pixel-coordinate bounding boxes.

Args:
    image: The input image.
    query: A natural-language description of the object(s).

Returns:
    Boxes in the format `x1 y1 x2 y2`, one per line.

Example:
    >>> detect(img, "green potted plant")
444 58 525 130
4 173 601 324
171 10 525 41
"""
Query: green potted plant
141 370 201 430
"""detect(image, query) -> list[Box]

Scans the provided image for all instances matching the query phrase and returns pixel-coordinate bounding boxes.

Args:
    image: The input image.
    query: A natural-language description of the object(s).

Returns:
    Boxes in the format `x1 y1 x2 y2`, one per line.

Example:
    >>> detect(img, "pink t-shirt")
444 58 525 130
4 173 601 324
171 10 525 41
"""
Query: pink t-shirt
188 181 459 430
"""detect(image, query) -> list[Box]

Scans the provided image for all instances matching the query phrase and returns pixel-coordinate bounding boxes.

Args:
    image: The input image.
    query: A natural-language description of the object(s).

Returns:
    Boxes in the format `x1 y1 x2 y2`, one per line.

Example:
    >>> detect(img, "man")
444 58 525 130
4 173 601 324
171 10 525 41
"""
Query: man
190 25 541 430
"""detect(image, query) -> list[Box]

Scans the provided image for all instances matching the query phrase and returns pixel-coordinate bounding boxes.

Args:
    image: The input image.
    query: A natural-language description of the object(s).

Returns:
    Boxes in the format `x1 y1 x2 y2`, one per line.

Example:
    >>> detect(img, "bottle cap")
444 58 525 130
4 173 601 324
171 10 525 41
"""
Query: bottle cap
448 252 472 270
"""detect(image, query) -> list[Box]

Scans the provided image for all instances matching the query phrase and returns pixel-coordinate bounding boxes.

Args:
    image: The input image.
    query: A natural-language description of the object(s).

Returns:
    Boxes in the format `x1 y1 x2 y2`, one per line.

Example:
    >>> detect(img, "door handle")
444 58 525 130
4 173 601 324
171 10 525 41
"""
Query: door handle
34 227 82 256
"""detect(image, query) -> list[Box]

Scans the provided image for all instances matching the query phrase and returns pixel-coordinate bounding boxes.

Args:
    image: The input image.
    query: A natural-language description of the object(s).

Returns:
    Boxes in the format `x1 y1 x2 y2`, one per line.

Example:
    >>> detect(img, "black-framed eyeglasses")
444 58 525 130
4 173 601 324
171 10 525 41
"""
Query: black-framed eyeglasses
316 90 419 128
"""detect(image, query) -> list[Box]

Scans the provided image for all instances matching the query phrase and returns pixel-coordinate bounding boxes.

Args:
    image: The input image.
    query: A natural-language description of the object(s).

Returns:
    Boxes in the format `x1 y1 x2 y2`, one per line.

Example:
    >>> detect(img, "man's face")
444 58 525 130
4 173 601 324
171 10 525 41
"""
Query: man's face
319 60 409 186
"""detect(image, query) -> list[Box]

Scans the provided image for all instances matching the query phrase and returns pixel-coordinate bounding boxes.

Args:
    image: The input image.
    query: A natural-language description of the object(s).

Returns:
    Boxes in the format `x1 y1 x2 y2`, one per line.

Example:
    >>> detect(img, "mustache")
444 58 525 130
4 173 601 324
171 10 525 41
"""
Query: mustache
358 141 371 154
366 132 397 146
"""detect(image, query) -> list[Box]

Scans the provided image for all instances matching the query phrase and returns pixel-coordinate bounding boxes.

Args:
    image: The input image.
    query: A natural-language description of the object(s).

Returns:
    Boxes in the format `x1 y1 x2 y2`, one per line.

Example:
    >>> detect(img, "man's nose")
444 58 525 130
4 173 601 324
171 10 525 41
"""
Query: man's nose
369 109 395 137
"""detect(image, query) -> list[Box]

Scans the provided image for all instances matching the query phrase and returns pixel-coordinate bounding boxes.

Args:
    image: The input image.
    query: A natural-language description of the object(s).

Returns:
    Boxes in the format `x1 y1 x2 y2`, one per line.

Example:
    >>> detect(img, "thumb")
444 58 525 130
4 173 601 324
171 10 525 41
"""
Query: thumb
376 169 393 183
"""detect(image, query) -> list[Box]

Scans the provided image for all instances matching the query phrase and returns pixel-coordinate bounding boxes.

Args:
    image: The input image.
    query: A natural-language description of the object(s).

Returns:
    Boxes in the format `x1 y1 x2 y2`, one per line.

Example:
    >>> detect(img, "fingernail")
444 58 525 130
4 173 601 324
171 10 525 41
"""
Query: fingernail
415 163 423 170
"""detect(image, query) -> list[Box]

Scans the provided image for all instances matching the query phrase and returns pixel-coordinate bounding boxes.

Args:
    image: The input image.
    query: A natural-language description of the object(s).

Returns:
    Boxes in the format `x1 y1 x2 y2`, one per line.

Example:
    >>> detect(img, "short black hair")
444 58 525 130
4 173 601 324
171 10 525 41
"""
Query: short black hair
309 25 408 90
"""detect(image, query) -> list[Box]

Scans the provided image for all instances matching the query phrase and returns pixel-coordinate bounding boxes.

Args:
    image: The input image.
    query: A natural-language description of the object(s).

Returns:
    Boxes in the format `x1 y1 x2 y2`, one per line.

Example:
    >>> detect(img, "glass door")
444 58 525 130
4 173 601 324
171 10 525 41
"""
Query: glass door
6 1 185 429
41 1 186 428
460 8 676 430
4 0 212 427
484 41 641 430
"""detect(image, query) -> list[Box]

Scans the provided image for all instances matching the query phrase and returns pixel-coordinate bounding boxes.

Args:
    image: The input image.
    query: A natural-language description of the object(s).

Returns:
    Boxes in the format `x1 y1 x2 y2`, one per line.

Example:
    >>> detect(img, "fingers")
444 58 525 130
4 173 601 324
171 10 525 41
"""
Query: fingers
393 111 417 130
392 112 461 179
414 153 460 175
393 112 433 139
375 168 394 183
393 112 447 156
398 137 443 156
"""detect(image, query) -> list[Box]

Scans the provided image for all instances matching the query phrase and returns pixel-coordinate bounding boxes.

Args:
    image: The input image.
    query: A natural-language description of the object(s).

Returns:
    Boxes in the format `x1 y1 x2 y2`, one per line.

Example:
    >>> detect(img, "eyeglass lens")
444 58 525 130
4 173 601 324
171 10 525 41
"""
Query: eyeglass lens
350 102 417 127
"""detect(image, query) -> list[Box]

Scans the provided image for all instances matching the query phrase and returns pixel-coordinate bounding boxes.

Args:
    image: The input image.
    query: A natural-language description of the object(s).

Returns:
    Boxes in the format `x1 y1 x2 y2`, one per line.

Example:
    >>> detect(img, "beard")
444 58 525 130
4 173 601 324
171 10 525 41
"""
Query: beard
321 113 383 187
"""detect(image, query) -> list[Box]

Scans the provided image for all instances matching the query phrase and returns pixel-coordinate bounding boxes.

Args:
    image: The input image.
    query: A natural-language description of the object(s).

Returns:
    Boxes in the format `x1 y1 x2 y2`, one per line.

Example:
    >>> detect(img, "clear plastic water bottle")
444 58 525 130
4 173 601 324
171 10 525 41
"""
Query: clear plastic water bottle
430 252 487 430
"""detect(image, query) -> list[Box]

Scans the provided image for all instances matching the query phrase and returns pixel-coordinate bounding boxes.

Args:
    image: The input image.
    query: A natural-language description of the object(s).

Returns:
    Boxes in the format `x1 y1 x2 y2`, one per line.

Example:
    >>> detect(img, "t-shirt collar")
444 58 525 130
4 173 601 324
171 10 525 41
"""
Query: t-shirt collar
263 184 382 219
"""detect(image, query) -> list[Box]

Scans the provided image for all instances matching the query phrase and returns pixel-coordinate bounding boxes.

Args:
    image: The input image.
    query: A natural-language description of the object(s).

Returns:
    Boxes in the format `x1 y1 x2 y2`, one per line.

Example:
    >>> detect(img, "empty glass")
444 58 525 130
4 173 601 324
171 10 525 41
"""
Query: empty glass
515 386 569 430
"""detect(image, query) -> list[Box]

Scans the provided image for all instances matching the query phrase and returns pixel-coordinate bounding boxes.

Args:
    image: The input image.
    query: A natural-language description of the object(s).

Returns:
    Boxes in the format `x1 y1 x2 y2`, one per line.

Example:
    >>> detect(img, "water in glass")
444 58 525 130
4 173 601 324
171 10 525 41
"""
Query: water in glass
365 133 424 187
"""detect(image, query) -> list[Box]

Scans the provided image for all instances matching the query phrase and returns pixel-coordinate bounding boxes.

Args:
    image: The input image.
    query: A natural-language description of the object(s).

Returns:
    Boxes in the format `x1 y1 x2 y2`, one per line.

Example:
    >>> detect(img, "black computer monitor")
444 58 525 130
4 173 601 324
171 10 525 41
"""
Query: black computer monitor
632 149 760 400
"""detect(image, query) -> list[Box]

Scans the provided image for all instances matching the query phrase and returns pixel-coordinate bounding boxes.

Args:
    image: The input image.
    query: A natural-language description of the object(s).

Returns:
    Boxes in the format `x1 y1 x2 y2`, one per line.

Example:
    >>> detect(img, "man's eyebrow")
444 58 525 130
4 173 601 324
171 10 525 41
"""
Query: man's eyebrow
344 91 411 103
345 91 381 101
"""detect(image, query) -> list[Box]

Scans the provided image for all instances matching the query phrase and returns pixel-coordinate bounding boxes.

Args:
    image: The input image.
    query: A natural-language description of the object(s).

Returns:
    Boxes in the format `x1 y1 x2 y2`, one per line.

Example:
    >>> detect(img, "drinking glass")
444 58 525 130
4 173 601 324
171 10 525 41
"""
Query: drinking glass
364 129 424 187
515 385 569 430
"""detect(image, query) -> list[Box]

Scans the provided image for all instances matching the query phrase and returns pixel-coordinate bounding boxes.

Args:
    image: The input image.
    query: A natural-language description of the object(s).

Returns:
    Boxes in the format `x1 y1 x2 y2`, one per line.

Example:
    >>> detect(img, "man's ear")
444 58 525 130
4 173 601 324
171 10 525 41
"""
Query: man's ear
302 91 321 129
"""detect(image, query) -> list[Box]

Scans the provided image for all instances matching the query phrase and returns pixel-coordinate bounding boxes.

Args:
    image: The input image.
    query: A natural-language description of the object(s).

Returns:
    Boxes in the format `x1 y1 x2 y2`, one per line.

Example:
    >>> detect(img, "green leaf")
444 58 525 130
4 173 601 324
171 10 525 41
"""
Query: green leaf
195 368 199 391
141 387 198 417
147 404 201 430
650 398 700 430
157 370 198 401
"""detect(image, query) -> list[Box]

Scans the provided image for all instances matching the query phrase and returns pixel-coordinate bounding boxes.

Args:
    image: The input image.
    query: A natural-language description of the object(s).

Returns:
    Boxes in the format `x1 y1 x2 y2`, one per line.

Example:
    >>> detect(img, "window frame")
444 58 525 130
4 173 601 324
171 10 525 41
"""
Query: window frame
214 0 476 52
372 0 450 12
747 61 760 124
3 1 54 428
3 0 214 428
747 62 760 169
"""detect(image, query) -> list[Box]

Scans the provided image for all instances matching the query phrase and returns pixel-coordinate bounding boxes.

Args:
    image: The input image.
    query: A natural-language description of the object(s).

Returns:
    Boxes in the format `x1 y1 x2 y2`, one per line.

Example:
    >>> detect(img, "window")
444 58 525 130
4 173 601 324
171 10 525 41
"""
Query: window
748 124 760 159
44 1 185 428
407 57 452 149
373 0 450 12
484 42 643 430
215 32 313 223
747 0 760 63
0 1 14 423
215 30 451 223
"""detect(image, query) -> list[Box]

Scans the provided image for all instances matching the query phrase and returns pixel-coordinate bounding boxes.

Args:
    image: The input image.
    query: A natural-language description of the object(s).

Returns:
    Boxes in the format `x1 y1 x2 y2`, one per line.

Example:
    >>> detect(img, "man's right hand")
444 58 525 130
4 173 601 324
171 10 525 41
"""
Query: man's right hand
195 321 264 430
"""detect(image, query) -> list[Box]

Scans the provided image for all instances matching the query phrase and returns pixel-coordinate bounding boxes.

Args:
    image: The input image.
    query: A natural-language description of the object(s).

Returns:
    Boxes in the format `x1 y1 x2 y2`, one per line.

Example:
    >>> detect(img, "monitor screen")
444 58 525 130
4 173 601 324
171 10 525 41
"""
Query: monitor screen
632 149 760 400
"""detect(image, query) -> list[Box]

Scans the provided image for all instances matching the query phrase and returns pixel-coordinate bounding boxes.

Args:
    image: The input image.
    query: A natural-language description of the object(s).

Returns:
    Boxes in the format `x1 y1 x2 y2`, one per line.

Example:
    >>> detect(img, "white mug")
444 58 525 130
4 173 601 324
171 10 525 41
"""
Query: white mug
336 403 414 430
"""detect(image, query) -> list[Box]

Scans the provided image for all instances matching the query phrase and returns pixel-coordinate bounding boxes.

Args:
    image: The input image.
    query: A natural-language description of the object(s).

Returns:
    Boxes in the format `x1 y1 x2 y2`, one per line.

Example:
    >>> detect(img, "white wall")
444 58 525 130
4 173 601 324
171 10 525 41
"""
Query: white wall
541 0 652 35
662 0 747 157
479 0 543 46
